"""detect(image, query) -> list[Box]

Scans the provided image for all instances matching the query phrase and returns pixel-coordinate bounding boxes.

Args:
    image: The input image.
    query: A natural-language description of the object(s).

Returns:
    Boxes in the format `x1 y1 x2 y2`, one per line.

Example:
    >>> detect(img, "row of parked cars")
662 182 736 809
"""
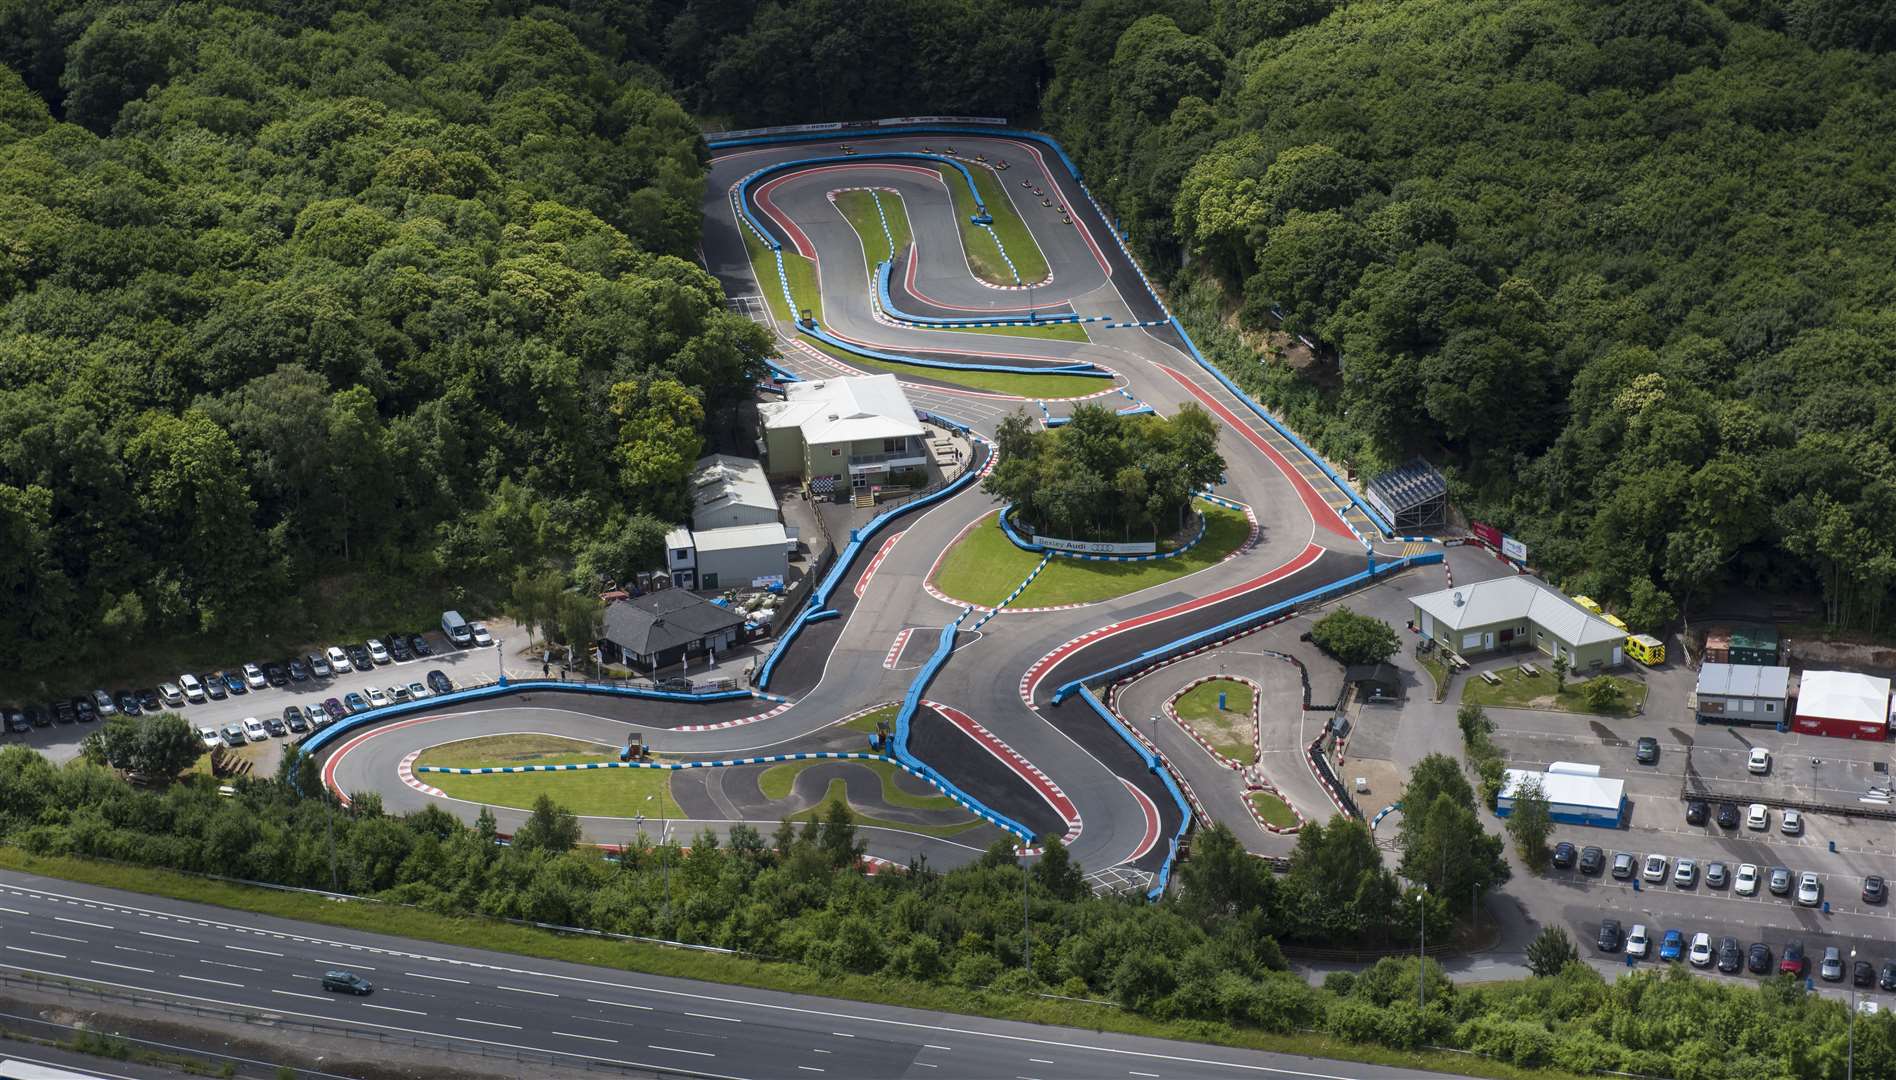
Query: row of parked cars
202 670 458 749
1683 798 1803 834
1552 840 1889 906
1595 920 1896 987
1 627 479 735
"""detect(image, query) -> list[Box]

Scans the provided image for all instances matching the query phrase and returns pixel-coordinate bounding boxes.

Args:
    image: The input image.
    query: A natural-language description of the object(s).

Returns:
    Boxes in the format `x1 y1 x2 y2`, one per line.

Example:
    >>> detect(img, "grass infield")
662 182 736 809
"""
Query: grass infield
1248 789 1300 829
415 734 685 819
939 163 1052 285
1172 678 1257 765
1459 667 1647 717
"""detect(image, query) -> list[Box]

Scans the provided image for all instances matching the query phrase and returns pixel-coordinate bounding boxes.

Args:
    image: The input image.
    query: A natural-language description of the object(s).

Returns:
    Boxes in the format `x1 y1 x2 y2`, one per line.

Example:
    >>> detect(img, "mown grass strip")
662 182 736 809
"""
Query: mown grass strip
938 163 1052 285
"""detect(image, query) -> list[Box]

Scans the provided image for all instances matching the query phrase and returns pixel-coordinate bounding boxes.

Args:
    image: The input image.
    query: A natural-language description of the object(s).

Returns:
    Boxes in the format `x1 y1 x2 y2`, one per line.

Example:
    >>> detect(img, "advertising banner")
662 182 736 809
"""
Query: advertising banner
1032 535 1158 555
1472 521 1503 549
1501 535 1528 563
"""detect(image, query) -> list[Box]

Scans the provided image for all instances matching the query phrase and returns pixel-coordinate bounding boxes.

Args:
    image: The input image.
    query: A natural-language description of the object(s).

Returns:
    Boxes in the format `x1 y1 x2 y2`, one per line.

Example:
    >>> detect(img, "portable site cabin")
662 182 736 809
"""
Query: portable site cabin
1495 762 1626 828
1693 663 1790 727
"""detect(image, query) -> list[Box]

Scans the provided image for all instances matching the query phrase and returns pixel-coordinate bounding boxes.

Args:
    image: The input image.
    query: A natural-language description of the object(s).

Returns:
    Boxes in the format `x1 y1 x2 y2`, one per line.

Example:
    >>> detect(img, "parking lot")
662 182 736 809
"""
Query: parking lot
1489 704 1896 1007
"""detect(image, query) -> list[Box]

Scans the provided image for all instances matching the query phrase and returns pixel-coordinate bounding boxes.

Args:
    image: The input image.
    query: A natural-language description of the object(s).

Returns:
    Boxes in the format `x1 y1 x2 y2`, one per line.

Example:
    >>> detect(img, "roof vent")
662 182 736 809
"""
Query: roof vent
827 413 839 421
1453 591 1464 606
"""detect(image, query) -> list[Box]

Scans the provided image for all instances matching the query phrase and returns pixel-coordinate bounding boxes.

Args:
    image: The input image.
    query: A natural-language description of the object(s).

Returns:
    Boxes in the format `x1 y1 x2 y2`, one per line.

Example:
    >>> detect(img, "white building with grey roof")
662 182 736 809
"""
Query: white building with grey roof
1410 576 1628 670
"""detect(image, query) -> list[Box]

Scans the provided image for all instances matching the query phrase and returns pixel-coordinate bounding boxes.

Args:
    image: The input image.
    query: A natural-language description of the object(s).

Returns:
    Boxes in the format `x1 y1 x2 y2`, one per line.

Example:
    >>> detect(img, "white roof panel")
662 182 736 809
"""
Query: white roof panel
691 454 775 516
691 522 790 553
1795 669 1891 725
1501 767 1624 812
760 374 924 445
1696 662 1791 700
1412 576 1624 646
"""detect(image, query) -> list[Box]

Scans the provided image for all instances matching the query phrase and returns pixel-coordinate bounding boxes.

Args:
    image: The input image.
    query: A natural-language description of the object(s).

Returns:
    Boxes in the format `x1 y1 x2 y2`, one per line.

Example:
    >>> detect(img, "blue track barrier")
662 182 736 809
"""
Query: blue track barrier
1049 552 1444 704
995 503 1213 563
301 680 767 756
802 320 1110 378
1072 686 1191 900
874 262 1102 329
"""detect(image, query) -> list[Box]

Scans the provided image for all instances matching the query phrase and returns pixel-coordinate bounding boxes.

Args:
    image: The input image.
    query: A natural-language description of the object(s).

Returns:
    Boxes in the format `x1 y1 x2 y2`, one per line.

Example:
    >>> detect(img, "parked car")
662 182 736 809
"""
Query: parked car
202 674 227 701
1748 943 1773 975
221 671 247 696
322 698 346 721
1689 932 1713 968
287 659 310 683
282 706 308 734
304 704 328 729
51 700 75 724
343 692 369 714
71 697 96 723
367 639 391 665
115 691 141 716
387 684 410 703
1748 747 1771 774
159 682 185 708
3 710 28 734
1780 942 1808 976
406 681 431 700
1578 845 1604 875
1715 802 1739 829
307 652 332 679
264 662 288 688
92 689 118 717
1796 872 1822 906
1855 960 1876 988
197 726 220 751
1635 736 1659 764
1881 962 1896 992
1706 861 1729 889
1781 809 1804 836
326 645 352 673
1685 800 1708 826
24 705 47 728
321 971 373 995
1821 946 1844 982
408 634 432 657
1552 842 1576 870
1597 919 1623 952
470 622 494 648
386 635 412 663
1716 937 1742 974
1659 929 1684 961
1769 867 1793 896
136 688 163 713
1611 852 1636 880
221 723 246 748
426 670 453 695
1673 858 1698 888
243 663 267 690
1643 854 1669 883
1625 923 1650 958
1747 803 1769 830
347 644 373 671
263 716 286 737
1864 875 1887 904
179 673 206 703
242 717 267 741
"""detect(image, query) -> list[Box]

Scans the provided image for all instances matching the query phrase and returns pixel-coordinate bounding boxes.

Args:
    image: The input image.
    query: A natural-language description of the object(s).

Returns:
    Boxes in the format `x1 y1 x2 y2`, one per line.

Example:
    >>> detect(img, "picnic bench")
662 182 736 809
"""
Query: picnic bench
1520 662 1540 677
1480 670 1503 687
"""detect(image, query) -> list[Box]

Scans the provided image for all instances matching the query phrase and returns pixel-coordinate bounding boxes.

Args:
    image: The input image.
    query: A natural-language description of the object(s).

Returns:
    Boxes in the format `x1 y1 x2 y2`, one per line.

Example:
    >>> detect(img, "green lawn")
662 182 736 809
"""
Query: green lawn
919 320 1091 343
416 733 612 768
1459 667 1647 717
939 163 1051 285
840 703 899 734
803 335 1110 399
1172 678 1257 764
758 759 962 813
932 501 1251 609
1248 789 1299 829
424 743 684 819
741 220 823 326
791 780 982 838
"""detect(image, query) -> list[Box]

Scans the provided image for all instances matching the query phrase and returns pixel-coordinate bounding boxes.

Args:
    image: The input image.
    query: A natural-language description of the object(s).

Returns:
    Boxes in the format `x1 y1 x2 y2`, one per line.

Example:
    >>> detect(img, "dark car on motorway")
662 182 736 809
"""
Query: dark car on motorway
426 669 453 695
288 659 310 683
1597 919 1623 952
115 691 141 716
343 692 370 714
386 634 412 663
282 706 309 734
221 671 247 696
1864 875 1887 904
264 662 289 688
1578 845 1604 875
1855 961 1876 988
136 688 163 713
72 696 96 722
1552 842 1576 870
202 675 227 701
1685 799 1708 826
1635 736 1659 764
322 698 347 722
321 971 373 995
1716 937 1742 974
1748 943 1773 974
409 634 432 657
1780 941 1808 976
1715 801 1739 829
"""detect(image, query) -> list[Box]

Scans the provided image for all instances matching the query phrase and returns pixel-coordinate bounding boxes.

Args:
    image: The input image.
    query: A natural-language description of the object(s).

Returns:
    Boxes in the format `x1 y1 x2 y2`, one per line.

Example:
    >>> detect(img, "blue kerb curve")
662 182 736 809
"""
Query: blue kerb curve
1072 686 1191 901
874 261 1101 330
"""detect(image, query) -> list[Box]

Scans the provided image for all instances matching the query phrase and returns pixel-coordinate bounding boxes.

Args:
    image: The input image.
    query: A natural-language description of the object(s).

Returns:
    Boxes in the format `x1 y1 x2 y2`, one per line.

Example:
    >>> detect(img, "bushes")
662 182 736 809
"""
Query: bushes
1457 703 1508 808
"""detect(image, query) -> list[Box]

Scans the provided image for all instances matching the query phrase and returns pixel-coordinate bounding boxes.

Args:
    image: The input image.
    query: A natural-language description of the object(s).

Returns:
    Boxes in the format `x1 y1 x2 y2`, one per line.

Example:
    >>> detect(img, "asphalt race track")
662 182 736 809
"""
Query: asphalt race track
0 870 1473 1079
316 123 1420 898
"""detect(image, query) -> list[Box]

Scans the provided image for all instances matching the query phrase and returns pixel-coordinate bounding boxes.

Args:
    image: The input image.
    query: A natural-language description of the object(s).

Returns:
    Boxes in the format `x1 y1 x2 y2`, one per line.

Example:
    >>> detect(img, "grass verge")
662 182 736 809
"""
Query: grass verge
841 703 898 734
939 163 1051 285
1459 668 1647 716
790 782 981 838
932 501 1251 609
742 220 823 326
1172 679 1257 764
1420 651 1450 702
0 848 1593 1080
425 757 683 820
1248 789 1299 829
415 733 612 768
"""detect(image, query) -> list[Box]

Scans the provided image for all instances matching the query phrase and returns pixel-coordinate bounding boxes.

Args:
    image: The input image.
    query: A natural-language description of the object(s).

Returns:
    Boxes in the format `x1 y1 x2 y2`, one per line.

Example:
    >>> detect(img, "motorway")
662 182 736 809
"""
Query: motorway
0 869 1469 1079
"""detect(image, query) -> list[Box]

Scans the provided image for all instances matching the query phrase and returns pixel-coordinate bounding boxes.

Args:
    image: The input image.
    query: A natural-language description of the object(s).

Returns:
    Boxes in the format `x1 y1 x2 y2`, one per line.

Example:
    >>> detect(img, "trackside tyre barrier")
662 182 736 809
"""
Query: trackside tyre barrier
299 680 777 756
874 261 1104 329
1072 686 1192 900
996 505 1211 563
753 422 989 690
887 611 1036 843
1048 552 1445 704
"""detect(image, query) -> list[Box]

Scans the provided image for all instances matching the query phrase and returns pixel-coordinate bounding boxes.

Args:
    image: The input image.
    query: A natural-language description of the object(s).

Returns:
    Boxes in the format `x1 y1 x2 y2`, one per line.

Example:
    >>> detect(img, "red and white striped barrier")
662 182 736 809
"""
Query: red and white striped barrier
1162 675 1263 772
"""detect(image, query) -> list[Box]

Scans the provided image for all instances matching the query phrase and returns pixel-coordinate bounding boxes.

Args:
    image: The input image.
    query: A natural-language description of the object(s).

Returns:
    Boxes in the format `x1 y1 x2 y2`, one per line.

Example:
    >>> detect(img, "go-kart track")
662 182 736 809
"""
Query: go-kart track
312 121 1444 897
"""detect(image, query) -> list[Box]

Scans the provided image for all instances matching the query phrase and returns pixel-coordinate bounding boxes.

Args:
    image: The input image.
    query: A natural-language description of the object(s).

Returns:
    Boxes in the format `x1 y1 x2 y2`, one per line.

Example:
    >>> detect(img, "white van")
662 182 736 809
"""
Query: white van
441 610 473 648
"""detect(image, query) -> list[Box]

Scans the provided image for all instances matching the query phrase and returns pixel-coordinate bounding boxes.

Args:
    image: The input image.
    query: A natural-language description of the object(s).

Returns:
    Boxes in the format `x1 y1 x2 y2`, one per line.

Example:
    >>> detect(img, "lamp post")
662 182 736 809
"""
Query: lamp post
1022 849 1032 977
1417 885 1428 1010
1848 947 1858 1080
496 637 504 685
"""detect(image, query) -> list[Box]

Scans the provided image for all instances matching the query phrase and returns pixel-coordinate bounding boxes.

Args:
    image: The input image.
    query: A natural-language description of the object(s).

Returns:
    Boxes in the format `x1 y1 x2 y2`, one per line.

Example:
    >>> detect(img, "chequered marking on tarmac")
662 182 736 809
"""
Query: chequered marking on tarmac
398 749 445 799
672 700 796 732
883 628 914 669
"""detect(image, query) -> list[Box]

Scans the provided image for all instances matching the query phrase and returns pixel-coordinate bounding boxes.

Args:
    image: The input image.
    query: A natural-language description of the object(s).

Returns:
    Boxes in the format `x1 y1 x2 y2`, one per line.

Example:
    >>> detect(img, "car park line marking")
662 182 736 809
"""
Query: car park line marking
6 947 64 960
179 975 244 988
139 930 197 944
56 917 112 930
650 1045 716 1057
227 945 283 957
92 961 154 974
499 984 558 997
555 1031 618 1043
362 1003 428 1015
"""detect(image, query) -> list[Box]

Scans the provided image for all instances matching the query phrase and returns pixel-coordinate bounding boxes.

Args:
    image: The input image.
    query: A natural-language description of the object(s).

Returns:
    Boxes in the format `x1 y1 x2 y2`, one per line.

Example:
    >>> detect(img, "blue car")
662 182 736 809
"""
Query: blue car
1659 929 1684 961
222 671 248 695
343 691 370 714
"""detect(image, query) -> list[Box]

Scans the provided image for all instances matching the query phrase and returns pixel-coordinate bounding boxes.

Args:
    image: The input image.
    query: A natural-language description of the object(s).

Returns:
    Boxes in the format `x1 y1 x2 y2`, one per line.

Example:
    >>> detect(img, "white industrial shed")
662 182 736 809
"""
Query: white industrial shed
1495 762 1625 828
691 454 778 530
1794 669 1893 742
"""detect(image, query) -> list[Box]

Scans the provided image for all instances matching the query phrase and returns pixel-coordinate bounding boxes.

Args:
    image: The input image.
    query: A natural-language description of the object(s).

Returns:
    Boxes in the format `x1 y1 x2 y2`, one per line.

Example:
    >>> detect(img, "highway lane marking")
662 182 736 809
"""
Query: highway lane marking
179 975 245 988
0 906 27 915
200 959 262 972
4 879 1367 1078
6 947 64 960
589 998 654 1010
226 945 283 957
688 1011 742 1023
1031 1058 1055 1063
56 916 113 930
925 1044 952 1050
650 1044 716 1057
499 984 558 997
361 1003 427 1016
458 1017 523 1029
1131 1072 1161 1077
798 1068 824 1073
139 930 199 944
272 989 331 1002
554 1031 618 1043
829 1032 853 1037
28 931 86 944
406 971 470 983
91 961 154 974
